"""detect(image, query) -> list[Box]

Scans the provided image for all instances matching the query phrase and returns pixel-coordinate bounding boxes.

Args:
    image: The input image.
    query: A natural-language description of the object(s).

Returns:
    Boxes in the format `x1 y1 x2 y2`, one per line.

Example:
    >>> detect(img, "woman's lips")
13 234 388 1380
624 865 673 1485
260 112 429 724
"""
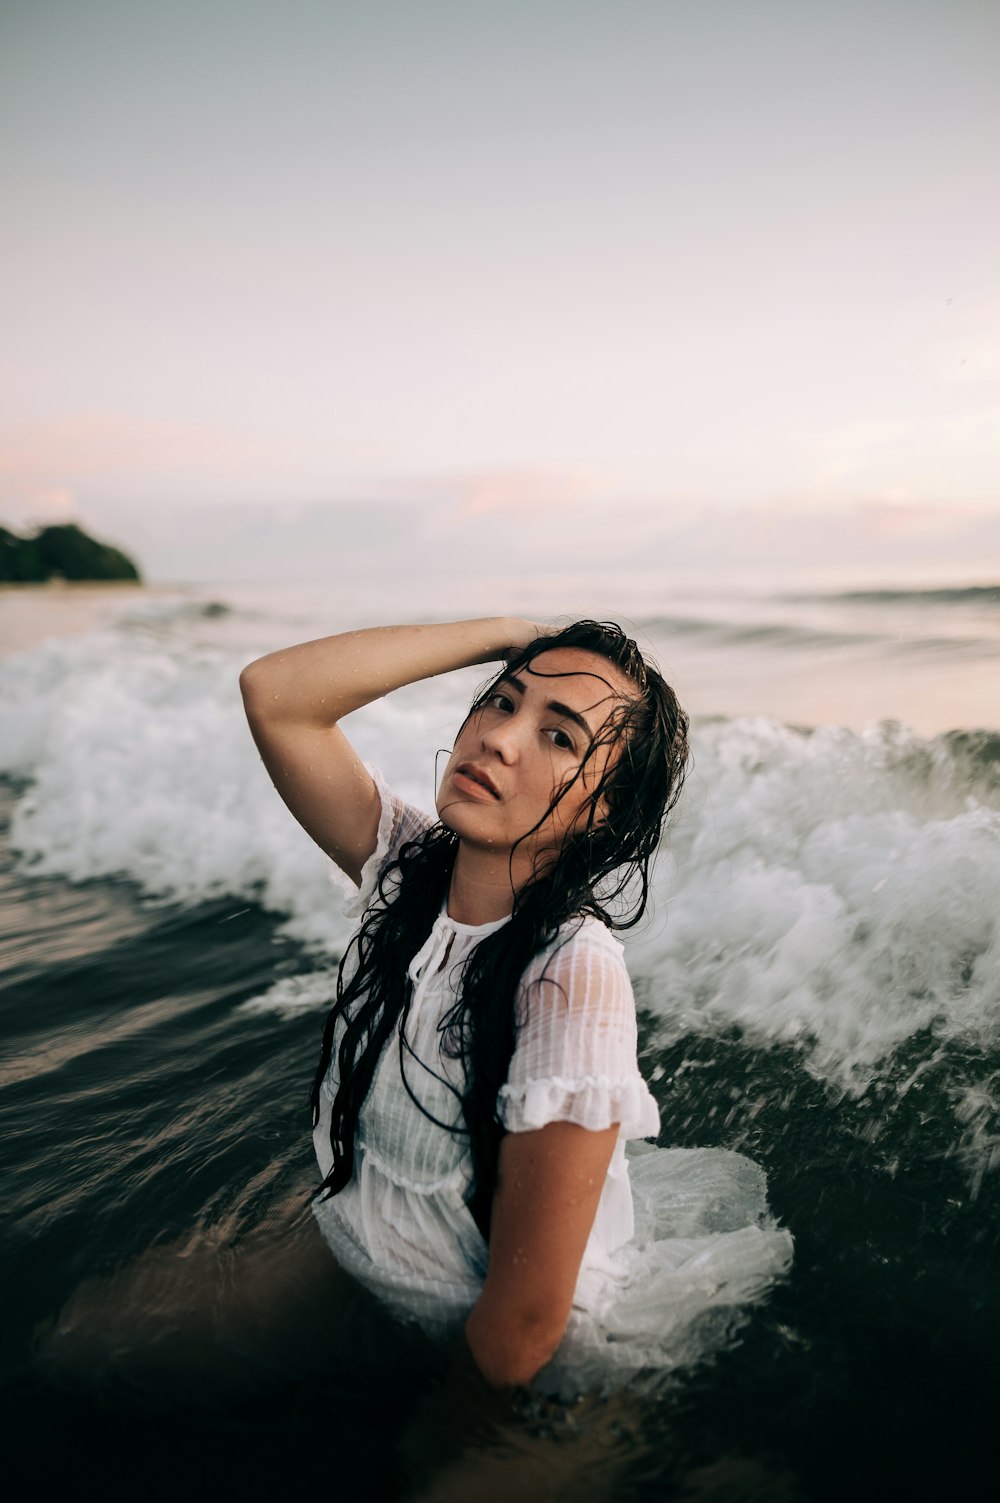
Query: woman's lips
454 764 501 799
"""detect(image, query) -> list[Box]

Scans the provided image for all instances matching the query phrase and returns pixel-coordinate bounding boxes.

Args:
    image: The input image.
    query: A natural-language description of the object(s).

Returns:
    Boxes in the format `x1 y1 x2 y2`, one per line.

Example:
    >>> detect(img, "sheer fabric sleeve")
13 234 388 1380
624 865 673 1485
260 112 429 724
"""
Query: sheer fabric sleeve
327 764 435 920
498 923 661 1140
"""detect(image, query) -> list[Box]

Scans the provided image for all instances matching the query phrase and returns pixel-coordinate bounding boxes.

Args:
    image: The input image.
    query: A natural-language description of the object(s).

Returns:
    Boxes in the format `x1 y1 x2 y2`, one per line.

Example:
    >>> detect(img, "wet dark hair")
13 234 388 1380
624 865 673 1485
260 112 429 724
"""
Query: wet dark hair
310 621 690 1239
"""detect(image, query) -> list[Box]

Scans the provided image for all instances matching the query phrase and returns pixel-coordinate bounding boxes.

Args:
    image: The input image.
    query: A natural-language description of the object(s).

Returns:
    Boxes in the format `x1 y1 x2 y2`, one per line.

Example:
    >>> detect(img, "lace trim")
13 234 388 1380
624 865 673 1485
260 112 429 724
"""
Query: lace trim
498 1074 661 1139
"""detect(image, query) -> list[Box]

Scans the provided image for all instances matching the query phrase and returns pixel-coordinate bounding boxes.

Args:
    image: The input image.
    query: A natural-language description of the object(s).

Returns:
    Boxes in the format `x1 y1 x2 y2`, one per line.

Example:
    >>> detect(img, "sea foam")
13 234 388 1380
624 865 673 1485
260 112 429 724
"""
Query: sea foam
2 610 998 1104
632 716 1000 1084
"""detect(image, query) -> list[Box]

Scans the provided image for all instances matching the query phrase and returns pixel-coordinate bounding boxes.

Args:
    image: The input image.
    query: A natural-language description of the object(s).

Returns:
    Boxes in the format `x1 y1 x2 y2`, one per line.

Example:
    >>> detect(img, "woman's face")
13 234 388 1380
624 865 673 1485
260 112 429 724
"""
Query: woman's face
436 646 633 866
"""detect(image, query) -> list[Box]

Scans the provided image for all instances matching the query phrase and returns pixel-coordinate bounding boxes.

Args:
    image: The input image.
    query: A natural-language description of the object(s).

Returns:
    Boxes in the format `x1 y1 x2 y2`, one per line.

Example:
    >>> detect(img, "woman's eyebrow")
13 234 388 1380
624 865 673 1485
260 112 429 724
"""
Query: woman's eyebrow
548 700 595 739
504 674 596 740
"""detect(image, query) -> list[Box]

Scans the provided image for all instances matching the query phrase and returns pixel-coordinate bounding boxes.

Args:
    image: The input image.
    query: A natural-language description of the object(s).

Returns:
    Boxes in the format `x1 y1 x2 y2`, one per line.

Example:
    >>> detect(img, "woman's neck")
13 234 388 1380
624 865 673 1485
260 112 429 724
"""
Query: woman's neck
446 842 524 926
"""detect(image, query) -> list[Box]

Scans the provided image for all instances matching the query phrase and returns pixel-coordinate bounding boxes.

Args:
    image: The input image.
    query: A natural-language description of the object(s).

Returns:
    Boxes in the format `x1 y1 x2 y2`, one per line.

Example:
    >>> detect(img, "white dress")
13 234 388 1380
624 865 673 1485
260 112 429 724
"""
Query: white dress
312 769 793 1392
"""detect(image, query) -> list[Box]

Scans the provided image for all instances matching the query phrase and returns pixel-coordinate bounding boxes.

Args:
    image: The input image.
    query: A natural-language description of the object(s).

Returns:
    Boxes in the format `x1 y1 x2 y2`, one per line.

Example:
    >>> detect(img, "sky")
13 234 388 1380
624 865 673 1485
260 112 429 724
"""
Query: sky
1 0 998 586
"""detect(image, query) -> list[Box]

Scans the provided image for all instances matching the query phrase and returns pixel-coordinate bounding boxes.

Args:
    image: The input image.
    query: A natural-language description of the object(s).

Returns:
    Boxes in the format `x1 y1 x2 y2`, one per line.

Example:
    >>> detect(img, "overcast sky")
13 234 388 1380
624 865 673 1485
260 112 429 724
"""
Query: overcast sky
1 0 998 584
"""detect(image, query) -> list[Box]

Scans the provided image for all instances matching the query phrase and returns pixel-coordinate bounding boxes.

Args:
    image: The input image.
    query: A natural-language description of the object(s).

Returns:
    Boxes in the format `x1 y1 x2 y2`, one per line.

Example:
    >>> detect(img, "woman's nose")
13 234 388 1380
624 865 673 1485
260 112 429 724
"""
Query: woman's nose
480 714 522 762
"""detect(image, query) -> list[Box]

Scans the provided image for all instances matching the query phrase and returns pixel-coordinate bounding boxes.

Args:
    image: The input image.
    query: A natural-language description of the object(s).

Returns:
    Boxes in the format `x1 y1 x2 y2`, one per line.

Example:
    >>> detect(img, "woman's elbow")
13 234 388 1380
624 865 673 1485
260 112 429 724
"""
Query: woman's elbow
464 1301 567 1388
238 658 275 719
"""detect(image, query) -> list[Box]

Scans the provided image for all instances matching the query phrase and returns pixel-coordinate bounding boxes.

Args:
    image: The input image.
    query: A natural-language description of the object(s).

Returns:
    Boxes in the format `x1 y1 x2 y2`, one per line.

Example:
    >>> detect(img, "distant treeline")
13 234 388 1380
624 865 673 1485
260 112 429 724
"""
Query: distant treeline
0 523 141 583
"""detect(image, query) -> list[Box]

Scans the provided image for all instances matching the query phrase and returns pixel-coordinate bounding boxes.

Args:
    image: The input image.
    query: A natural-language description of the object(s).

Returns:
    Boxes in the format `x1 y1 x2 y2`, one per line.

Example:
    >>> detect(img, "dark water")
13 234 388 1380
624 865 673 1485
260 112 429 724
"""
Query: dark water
3 774 997 1502
3 580 999 1498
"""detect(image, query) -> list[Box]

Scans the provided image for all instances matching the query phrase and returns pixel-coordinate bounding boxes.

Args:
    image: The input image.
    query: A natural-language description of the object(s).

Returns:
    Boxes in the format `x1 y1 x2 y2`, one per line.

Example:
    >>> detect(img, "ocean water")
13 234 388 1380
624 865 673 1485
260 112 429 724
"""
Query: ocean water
1 579 998 1500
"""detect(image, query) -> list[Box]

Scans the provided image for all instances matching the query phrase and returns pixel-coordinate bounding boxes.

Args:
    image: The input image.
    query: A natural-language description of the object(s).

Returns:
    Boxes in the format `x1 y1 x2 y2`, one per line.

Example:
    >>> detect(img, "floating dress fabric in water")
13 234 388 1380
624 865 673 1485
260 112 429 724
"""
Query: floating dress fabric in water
311 768 793 1392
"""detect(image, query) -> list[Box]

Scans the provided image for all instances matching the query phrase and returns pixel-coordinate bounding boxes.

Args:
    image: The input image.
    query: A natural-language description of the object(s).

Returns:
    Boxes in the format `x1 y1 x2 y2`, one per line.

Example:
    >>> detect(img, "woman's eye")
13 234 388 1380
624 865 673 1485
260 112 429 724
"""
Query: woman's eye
547 727 575 751
487 691 515 713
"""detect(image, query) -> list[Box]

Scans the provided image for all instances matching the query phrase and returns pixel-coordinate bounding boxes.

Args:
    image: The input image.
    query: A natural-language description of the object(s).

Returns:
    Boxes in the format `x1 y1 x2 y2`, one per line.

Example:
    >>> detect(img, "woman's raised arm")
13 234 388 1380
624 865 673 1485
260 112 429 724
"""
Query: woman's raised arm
238 618 539 885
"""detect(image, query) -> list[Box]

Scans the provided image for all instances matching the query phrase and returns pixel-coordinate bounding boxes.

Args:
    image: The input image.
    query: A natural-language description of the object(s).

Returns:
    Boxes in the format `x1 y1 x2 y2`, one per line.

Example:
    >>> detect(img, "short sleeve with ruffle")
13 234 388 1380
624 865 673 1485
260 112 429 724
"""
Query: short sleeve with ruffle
327 764 436 919
498 921 661 1140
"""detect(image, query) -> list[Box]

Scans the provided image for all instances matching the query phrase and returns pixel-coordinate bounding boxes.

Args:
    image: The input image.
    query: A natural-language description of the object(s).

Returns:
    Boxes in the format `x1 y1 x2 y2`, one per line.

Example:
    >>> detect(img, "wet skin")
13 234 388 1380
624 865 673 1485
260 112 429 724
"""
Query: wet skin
436 647 633 920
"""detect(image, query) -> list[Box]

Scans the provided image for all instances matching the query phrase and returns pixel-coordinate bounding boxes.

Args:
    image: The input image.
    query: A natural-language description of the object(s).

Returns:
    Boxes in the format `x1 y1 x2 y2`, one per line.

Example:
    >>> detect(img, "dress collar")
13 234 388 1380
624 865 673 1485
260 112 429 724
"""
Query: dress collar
436 899 512 937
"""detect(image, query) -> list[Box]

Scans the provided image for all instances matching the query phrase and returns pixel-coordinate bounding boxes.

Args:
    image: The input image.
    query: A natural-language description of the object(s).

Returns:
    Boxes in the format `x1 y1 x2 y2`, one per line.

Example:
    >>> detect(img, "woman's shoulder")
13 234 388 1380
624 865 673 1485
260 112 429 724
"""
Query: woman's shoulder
329 765 436 918
370 765 437 853
502 915 657 1138
529 913 628 971
516 914 634 1017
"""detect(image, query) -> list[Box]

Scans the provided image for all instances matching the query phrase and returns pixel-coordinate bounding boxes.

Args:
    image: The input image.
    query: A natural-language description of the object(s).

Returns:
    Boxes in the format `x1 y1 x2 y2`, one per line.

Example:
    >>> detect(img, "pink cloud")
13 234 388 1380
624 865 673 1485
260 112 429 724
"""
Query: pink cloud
445 466 604 520
0 412 288 498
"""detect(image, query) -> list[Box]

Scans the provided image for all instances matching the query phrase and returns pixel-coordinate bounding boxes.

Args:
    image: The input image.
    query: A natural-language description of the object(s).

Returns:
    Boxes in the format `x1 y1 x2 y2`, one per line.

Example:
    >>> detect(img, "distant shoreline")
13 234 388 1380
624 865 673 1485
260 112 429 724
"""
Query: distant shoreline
0 578 143 590
0 523 141 585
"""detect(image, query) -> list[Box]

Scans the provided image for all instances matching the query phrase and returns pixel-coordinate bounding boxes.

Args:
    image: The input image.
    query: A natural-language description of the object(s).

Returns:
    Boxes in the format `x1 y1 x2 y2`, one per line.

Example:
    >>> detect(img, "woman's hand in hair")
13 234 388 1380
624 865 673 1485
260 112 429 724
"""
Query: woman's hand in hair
501 619 551 660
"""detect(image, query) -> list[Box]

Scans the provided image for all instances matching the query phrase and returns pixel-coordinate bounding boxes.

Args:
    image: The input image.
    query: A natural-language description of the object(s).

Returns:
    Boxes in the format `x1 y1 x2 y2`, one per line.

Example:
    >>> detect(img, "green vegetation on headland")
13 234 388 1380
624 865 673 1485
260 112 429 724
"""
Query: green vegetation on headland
0 523 141 584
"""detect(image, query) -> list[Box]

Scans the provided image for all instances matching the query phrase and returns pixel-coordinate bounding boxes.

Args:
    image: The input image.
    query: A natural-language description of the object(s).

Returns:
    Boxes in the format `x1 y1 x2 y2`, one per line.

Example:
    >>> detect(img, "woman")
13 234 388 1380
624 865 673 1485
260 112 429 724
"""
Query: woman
239 616 791 1392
